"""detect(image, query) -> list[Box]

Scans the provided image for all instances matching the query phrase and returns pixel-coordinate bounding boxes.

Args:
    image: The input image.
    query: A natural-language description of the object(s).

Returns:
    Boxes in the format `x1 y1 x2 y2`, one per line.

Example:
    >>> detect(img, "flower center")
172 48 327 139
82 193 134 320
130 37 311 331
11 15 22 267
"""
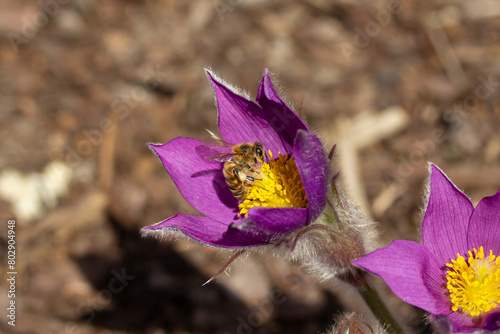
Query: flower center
238 151 308 216
446 246 500 316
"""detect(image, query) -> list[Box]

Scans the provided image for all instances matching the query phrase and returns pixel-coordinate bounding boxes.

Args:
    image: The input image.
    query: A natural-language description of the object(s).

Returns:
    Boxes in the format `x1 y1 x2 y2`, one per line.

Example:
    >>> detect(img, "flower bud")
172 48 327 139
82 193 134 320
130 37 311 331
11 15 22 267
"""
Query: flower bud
325 312 387 334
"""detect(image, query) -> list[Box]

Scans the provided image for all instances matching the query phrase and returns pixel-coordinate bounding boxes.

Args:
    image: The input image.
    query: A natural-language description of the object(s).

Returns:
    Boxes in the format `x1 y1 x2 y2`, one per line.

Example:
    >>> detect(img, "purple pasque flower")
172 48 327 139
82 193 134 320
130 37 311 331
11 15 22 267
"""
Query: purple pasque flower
353 164 500 333
143 69 328 248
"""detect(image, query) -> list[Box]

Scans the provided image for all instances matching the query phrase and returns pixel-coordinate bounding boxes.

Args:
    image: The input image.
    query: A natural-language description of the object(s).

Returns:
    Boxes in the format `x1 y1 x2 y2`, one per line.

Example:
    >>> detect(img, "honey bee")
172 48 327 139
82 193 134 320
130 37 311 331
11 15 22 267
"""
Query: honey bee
222 161 254 200
203 139 267 200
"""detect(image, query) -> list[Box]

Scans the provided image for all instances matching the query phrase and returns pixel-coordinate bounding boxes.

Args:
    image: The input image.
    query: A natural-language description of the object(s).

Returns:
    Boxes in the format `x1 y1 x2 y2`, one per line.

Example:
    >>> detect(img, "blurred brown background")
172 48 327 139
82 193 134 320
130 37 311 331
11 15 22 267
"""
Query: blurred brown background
0 0 499 333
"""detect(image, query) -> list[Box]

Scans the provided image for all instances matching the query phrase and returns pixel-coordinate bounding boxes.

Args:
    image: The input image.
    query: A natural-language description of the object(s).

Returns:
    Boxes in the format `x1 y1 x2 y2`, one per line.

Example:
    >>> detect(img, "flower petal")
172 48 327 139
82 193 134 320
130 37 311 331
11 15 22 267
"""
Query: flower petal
149 137 240 222
292 130 328 222
467 189 500 254
422 164 473 265
246 206 309 233
142 213 238 247
206 70 290 154
446 311 483 333
484 311 500 331
352 240 449 315
227 207 309 245
256 69 310 149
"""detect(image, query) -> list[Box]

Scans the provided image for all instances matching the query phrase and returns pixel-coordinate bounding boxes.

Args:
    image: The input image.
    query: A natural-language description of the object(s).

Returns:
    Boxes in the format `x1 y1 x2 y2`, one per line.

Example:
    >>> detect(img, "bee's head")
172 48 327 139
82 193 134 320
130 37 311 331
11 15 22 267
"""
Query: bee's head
254 142 265 163
238 143 252 155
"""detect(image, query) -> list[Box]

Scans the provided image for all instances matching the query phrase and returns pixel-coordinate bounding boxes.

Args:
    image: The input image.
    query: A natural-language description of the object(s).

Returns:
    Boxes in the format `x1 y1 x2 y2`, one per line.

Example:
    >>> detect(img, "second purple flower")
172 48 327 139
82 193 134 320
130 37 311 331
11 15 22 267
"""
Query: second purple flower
353 165 500 333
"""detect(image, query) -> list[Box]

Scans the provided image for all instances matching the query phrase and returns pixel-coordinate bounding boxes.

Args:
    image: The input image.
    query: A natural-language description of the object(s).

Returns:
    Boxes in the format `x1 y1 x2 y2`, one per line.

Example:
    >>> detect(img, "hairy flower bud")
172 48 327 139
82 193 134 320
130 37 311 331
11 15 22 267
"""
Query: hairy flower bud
325 312 387 334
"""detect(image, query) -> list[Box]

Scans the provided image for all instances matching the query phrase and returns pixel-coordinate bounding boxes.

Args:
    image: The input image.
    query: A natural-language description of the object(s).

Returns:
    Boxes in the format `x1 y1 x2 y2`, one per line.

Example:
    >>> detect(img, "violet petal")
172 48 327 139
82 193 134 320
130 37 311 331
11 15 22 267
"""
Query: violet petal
292 130 328 222
467 189 500 254
143 213 246 248
142 209 309 248
256 69 310 149
446 311 483 333
149 138 240 222
422 164 473 265
143 213 269 248
484 311 500 332
206 70 289 154
353 240 449 315
227 207 308 245
245 206 308 232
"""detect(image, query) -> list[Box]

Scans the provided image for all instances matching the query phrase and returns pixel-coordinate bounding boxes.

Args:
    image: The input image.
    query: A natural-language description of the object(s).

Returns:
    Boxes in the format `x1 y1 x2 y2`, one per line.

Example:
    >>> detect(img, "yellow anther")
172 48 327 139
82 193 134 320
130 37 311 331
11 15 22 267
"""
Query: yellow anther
238 152 308 216
445 246 500 316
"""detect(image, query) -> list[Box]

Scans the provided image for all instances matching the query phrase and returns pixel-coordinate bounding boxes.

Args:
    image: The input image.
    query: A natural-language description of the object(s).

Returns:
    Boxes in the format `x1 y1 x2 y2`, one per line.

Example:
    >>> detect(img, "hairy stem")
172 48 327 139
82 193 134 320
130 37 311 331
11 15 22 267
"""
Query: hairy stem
358 280 404 334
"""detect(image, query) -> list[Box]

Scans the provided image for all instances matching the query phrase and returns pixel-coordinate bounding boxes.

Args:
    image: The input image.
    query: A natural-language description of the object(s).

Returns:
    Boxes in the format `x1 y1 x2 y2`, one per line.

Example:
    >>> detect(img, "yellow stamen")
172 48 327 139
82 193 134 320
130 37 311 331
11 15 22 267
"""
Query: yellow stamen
238 151 308 216
446 246 500 316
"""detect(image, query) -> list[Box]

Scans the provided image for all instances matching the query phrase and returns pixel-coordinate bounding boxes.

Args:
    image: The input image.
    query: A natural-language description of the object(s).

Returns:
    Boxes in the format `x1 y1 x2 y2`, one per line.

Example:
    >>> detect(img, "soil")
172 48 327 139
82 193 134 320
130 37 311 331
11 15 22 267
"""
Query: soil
0 0 499 333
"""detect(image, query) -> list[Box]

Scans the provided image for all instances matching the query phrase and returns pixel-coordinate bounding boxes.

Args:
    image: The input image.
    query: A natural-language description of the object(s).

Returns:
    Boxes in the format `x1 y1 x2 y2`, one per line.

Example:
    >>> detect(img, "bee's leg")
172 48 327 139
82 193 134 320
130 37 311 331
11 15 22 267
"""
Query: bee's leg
242 162 256 172
236 170 247 183
246 168 264 181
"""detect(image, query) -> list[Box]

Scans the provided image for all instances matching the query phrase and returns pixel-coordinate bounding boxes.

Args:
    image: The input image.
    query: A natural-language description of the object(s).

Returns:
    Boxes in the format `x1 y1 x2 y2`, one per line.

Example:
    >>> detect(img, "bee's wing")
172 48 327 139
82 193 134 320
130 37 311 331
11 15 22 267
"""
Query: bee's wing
196 139 236 162
203 139 235 149
205 153 238 162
